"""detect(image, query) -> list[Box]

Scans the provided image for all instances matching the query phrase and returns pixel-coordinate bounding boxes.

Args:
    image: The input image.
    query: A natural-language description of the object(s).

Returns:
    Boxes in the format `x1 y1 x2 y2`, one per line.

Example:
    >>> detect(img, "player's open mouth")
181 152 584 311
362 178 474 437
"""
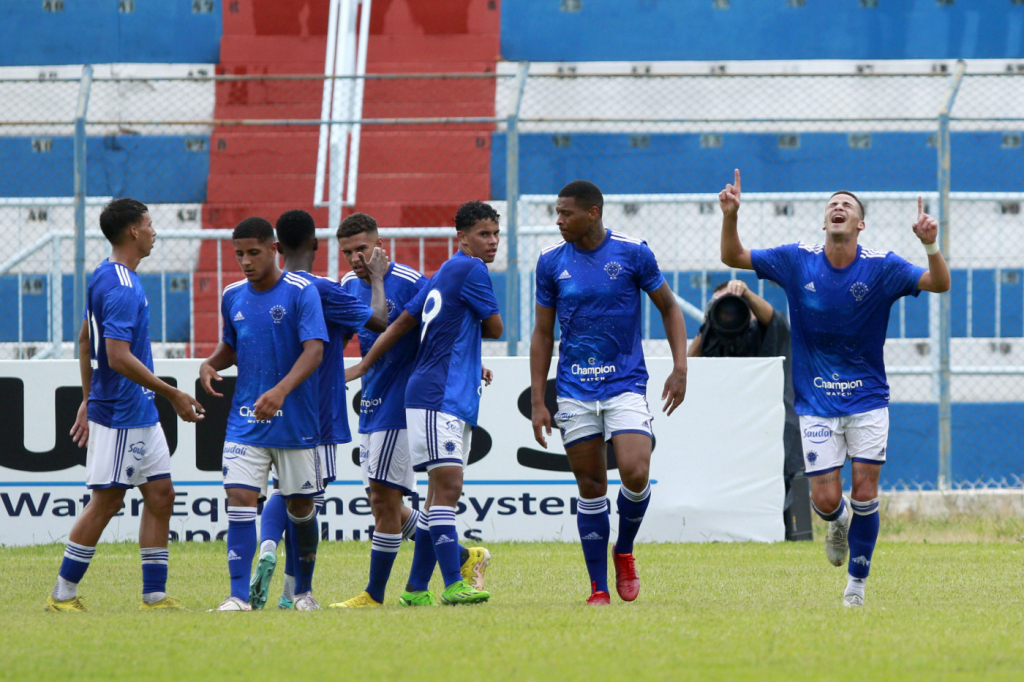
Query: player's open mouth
830 214 845 223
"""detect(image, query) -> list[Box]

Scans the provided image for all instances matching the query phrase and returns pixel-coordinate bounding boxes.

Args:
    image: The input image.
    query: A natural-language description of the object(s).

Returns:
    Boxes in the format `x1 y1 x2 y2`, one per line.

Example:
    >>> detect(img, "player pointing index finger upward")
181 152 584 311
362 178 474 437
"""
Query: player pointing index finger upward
529 180 688 606
719 169 950 607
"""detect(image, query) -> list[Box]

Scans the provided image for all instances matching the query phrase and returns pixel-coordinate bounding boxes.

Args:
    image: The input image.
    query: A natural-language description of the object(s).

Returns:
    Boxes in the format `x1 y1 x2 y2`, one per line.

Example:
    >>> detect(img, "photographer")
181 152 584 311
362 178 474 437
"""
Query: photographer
688 280 812 541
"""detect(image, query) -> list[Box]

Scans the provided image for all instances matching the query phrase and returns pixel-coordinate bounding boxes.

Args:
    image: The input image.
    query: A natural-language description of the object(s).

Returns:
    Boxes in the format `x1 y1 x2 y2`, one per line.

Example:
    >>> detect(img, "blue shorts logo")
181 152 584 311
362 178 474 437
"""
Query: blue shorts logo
125 465 136 478
805 450 818 464
443 440 458 454
128 441 146 460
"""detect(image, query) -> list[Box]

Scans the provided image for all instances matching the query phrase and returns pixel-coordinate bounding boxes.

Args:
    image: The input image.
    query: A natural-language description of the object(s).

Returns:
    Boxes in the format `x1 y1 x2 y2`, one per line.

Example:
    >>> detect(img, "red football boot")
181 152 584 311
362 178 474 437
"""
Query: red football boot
586 581 611 605
613 552 640 601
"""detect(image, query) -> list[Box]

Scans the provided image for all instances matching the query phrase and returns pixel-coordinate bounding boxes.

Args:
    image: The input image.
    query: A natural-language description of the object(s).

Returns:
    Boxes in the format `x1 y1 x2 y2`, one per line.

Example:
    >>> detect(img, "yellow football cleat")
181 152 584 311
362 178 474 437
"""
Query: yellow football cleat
329 591 383 608
140 596 187 611
45 595 87 612
460 547 491 590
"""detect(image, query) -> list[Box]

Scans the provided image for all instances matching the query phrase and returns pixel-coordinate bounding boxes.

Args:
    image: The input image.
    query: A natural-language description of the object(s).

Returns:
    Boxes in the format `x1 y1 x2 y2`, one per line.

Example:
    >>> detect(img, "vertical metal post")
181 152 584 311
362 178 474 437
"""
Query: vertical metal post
936 59 966 491
51 235 63 358
73 65 93 359
505 61 529 356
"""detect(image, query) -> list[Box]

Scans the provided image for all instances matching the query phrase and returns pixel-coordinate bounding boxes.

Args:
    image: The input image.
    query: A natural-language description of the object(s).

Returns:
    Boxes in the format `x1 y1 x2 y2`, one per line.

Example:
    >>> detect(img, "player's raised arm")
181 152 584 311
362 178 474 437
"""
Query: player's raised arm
359 246 390 332
71 320 92 447
345 310 419 383
719 169 753 270
107 338 205 422
648 281 688 415
912 196 951 293
529 303 557 448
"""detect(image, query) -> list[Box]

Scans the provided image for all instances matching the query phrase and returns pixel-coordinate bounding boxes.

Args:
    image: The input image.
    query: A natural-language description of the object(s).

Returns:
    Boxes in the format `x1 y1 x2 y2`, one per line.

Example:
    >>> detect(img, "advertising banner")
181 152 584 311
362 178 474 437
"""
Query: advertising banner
0 357 784 545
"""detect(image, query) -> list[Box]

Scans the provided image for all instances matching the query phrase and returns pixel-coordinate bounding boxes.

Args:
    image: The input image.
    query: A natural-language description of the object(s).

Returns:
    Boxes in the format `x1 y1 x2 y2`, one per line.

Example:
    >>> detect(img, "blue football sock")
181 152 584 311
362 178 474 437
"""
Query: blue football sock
406 512 437 592
259 492 288 551
366 532 402 603
428 506 461 588
140 547 169 600
53 541 96 599
288 507 319 595
614 482 651 555
283 524 296 580
577 496 610 593
227 506 257 601
848 497 880 579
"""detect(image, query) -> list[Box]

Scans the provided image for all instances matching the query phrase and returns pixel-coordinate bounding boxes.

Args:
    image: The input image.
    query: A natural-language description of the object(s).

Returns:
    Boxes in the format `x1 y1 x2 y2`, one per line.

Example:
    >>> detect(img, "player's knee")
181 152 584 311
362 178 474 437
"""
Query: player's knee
618 462 650 492
810 486 842 514
286 496 315 519
369 491 398 522
851 479 879 503
144 485 176 518
575 474 607 500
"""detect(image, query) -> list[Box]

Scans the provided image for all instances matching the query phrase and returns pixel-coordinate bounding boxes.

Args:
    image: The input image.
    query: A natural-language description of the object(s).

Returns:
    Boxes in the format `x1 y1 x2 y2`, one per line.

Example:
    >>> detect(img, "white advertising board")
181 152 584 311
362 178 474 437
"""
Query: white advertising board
0 357 784 546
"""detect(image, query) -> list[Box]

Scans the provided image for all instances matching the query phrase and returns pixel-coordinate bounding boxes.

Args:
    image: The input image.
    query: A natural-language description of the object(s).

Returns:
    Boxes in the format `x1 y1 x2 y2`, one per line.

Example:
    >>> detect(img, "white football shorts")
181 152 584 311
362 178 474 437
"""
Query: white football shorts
554 392 654 448
359 429 416 495
222 441 321 499
406 408 472 472
86 421 171 490
799 407 889 477
317 443 339 486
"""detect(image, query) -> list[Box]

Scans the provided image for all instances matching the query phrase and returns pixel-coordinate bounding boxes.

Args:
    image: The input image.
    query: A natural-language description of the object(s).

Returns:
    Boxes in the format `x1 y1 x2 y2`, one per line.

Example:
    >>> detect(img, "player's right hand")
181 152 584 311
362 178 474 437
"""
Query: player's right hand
719 168 742 216
172 390 206 423
365 246 390 278
70 400 89 448
200 363 223 397
532 403 553 449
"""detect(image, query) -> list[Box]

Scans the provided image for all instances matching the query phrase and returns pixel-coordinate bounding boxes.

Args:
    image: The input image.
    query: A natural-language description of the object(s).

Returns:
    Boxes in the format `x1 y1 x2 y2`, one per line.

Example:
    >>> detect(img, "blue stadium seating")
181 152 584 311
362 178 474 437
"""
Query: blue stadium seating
501 1 1024 62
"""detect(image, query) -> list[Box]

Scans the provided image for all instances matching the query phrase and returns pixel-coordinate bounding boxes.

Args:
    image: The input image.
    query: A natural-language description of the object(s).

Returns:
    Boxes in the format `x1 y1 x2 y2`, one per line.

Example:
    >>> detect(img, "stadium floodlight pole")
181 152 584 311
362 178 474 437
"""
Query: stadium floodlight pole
505 61 530 356
936 59 966 491
73 64 94 360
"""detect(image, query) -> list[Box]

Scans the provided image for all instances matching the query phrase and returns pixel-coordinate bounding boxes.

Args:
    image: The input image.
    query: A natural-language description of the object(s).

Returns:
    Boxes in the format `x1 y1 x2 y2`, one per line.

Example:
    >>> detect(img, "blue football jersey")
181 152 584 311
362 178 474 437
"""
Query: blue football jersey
289 270 373 445
751 242 926 418
404 251 499 426
85 260 159 429
221 272 329 449
536 230 665 401
340 262 427 433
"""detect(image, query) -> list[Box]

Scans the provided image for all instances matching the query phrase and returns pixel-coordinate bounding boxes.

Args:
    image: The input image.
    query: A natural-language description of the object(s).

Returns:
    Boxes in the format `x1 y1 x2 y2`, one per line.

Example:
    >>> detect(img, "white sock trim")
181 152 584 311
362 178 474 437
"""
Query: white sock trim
620 482 651 503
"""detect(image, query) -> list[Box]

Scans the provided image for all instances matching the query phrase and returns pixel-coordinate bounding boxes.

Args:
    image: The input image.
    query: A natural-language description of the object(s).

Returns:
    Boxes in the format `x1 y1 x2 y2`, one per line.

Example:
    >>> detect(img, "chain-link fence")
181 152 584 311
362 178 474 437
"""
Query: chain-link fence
0 66 1021 489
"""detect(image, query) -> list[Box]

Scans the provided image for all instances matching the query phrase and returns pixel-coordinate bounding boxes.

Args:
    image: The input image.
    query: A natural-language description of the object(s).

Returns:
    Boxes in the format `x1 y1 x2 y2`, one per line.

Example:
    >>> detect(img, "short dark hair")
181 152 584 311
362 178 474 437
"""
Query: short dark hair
558 180 604 215
712 281 730 294
232 217 274 242
275 210 316 250
337 212 378 240
454 201 500 233
99 198 148 244
830 190 865 219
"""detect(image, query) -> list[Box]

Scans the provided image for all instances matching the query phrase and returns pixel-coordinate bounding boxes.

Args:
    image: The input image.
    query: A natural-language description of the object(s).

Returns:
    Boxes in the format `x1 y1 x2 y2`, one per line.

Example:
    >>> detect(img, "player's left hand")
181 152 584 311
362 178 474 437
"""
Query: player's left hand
913 196 938 245
253 387 285 421
363 246 390 278
482 366 493 386
70 399 89 448
662 367 687 416
345 362 366 383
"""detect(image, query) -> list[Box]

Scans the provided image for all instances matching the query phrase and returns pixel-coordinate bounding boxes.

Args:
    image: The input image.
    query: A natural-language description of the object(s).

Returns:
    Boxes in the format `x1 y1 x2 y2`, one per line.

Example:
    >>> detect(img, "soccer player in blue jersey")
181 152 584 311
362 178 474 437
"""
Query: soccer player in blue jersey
331 212 492 608
47 198 205 612
246 209 388 609
200 217 330 612
529 180 689 606
345 201 503 606
718 169 950 607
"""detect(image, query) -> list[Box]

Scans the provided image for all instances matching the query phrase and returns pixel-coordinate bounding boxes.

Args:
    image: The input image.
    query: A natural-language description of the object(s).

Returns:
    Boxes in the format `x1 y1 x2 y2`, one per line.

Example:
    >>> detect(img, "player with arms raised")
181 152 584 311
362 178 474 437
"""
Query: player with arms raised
48 198 204 612
331 212 491 608
201 217 329 612
718 169 950 607
530 180 688 605
345 201 503 606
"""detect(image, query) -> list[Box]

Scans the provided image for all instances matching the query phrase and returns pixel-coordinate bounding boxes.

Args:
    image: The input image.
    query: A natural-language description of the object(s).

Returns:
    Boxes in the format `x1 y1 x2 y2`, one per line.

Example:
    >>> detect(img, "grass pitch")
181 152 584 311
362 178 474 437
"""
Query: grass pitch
3 526 1024 681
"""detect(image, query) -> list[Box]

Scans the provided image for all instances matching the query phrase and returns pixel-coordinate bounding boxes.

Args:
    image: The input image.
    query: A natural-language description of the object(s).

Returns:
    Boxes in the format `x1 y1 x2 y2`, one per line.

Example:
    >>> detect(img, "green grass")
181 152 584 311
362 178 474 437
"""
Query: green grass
3 530 1024 681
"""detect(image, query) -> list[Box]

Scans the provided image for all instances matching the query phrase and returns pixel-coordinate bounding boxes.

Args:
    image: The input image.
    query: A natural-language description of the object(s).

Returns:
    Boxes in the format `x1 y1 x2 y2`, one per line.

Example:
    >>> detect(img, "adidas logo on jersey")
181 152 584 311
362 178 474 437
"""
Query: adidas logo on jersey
233 311 245 321
581 532 604 541
434 535 455 546
557 270 572 281
227 549 242 561
804 282 816 292
301 481 314 490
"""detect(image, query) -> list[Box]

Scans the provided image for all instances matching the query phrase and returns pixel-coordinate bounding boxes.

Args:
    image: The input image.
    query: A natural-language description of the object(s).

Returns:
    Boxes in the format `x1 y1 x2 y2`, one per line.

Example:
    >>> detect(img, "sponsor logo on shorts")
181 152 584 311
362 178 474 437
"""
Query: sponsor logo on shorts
878 447 886 459
434 535 455 545
301 481 314 490
443 440 458 454
849 282 869 301
554 412 575 423
804 425 832 444
581 531 604 540
604 261 622 279
359 445 369 463
270 305 287 323
851 555 871 567
813 373 863 397
806 450 818 463
238 405 282 423
223 444 247 460
443 419 461 434
128 441 146 460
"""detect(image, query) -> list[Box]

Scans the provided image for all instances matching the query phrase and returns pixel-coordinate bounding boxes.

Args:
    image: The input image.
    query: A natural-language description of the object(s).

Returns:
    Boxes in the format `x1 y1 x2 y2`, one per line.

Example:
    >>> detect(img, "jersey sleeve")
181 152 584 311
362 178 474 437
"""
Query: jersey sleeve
750 243 798 286
535 253 556 309
99 285 139 342
297 285 329 343
883 252 928 299
221 291 237 349
636 241 665 293
404 281 429 320
461 262 501 321
322 281 373 334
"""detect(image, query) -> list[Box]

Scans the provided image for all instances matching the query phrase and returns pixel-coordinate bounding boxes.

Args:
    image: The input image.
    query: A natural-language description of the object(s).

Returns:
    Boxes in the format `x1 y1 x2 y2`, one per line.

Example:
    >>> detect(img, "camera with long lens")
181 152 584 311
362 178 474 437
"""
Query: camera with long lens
700 293 759 357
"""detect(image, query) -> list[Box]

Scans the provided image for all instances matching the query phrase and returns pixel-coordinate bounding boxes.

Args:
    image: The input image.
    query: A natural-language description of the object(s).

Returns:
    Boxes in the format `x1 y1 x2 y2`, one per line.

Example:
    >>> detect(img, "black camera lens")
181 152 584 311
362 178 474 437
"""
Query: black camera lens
709 294 750 335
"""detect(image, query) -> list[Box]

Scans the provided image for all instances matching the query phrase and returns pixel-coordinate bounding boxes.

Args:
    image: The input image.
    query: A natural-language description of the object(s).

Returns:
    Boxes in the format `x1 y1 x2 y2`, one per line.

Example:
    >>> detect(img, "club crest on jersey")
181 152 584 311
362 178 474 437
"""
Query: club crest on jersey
386 298 397 315
604 261 623 279
849 282 869 301
270 305 287 323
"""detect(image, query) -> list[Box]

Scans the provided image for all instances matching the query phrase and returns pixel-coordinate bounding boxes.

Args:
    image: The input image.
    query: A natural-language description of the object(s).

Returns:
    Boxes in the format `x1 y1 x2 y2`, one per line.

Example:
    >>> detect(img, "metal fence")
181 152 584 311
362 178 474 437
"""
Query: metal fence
1 65 1022 489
